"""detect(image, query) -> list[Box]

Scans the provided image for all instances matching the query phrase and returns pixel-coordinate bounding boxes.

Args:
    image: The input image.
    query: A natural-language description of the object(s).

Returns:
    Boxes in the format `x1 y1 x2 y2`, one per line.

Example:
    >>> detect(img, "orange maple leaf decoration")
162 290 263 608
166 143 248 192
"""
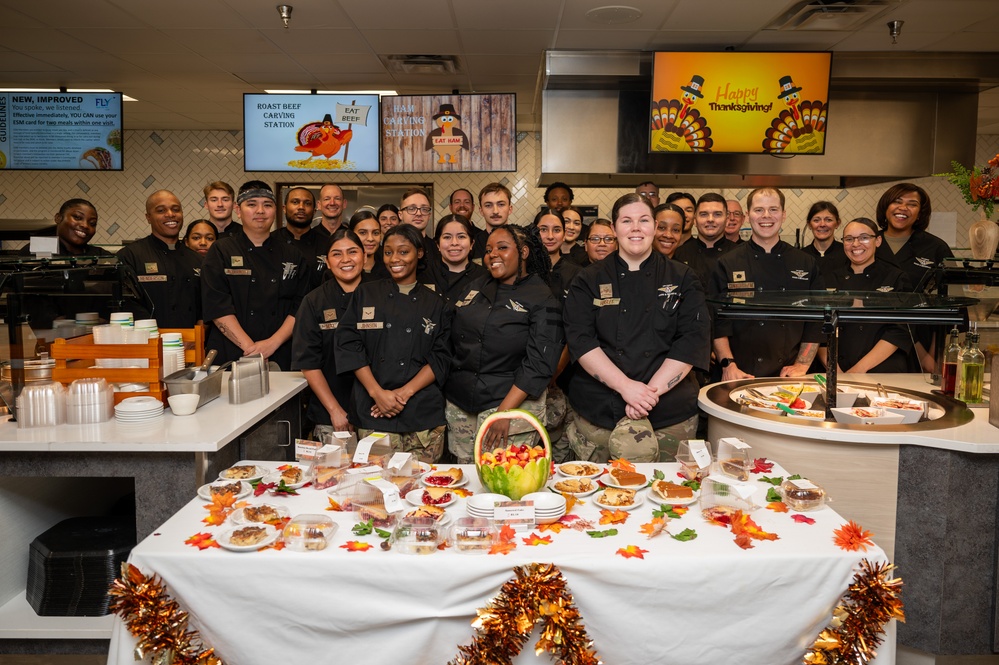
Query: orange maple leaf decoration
616 544 648 559
201 511 228 527
452 488 474 498
340 540 374 552
608 458 636 472
729 510 780 550
538 522 565 534
667 505 689 517
259 540 286 552
599 509 629 525
640 517 668 539
184 532 219 550
559 492 578 513
497 523 517 542
766 501 789 513
522 532 553 546
833 520 875 552
489 523 518 555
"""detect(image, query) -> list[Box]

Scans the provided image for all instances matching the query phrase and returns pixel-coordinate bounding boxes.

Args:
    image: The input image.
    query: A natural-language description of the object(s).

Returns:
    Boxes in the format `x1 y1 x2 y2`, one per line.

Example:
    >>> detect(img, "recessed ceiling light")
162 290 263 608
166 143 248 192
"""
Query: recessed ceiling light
585 5 642 25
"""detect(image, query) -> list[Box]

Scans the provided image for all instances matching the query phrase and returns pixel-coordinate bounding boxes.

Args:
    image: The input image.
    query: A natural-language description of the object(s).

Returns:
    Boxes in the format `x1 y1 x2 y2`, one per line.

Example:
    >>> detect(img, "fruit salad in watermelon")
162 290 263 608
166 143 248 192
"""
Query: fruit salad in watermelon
474 409 552 500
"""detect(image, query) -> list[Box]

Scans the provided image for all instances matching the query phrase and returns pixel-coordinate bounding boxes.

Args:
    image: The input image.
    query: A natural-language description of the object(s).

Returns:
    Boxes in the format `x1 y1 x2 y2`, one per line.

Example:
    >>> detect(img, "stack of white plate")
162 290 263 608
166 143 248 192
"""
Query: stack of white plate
114 396 164 424
465 493 507 520
521 492 567 525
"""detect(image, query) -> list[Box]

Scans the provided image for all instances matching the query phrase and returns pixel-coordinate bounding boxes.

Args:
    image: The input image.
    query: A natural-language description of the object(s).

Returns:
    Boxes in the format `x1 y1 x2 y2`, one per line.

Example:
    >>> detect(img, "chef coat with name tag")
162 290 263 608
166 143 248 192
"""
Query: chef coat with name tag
116 235 202 328
874 228 953 291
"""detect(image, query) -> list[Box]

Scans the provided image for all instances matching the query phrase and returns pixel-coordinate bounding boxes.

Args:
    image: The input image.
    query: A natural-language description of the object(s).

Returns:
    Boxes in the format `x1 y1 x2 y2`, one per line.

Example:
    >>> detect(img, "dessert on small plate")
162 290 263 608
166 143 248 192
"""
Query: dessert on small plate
404 504 453 527
218 524 279 551
232 503 290 525
548 476 599 497
263 464 310 489
602 467 648 489
197 481 251 501
406 487 456 509
421 467 468 488
593 487 641 511
556 461 604 478
648 480 700 506
218 464 265 482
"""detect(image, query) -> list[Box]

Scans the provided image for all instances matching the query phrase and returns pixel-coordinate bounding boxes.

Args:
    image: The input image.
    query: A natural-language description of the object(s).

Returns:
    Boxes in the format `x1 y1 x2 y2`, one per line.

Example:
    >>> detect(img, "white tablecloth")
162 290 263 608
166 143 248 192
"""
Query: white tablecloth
107 462 893 665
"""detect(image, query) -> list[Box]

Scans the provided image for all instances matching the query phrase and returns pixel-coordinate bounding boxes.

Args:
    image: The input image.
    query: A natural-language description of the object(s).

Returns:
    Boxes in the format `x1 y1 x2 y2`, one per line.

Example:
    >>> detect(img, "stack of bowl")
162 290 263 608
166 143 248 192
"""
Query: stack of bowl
66 378 114 424
465 492 567 525
16 383 67 428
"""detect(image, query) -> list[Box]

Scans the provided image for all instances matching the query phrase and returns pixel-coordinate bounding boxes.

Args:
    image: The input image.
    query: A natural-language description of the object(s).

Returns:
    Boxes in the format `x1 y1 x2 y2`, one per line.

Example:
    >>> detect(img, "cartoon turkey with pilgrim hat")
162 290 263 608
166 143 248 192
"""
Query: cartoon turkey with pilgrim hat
677 74 705 122
425 103 471 164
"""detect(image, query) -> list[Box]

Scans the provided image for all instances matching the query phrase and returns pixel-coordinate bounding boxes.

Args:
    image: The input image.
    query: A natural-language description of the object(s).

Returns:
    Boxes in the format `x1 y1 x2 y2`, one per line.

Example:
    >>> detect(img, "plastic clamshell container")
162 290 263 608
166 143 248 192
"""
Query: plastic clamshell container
390 516 443 555
675 439 712 482
700 476 757 513
713 437 752 482
449 518 496 554
780 478 827 511
282 514 337 551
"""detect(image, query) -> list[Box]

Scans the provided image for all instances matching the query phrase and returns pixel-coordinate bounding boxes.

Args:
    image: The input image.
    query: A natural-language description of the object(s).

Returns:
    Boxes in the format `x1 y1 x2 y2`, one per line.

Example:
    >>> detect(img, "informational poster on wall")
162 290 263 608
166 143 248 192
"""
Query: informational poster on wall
650 52 832 155
243 94 380 172
0 92 123 170
381 93 516 173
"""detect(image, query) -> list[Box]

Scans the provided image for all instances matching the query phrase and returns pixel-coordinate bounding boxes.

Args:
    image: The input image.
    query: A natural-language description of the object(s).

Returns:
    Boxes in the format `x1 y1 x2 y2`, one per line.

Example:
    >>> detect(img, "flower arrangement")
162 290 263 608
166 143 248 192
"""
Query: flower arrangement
936 153 999 219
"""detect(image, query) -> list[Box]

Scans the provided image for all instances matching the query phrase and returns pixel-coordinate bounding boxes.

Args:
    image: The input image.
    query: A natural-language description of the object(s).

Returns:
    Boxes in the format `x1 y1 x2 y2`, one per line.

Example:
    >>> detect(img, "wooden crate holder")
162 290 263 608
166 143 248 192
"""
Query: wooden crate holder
50 325 205 405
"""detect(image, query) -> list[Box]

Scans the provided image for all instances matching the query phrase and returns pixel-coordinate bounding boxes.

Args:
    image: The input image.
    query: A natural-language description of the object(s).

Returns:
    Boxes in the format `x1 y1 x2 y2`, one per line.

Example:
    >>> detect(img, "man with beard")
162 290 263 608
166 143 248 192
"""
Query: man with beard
117 190 202 328
276 187 325 288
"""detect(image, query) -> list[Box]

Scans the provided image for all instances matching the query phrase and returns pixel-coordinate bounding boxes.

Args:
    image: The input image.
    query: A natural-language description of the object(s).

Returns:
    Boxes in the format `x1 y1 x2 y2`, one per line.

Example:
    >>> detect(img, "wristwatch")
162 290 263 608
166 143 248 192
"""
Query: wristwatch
719 357 736 368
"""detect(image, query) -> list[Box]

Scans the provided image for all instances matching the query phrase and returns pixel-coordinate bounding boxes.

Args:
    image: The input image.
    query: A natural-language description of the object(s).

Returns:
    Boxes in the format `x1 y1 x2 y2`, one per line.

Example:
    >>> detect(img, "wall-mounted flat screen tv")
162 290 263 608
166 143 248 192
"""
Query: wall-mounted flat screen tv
381 93 516 173
243 93 380 172
0 92 123 170
650 52 832 155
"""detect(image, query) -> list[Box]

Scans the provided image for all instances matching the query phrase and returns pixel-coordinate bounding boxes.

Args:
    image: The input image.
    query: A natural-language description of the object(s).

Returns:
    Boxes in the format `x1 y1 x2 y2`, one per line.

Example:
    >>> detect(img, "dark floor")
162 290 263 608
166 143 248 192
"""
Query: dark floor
0 658 105 664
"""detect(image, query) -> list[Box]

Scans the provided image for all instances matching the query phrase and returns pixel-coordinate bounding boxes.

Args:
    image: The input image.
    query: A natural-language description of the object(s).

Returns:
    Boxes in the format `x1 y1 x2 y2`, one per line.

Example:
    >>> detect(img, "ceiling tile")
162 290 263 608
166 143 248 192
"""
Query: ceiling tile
649 31 756 49
161 29 282 55
741 30 847 49
339 0 455 30
232 72 322 87
292 53 387 75
118 53 221 75
0 53 67 73
459 30 552 55
60 28 187 54
554 30 659 50
831 31 947 51
0 28 101 53
663 0 790 30
452 0 561 30
866 0 999 33
921 33 999 52
463 54 541 77
228 0 353 30
258 28 372 54
209 53 306 74
116 0 254 29
10 0 146 28
313 72 398 88
361 29 461 53
557 0 679 31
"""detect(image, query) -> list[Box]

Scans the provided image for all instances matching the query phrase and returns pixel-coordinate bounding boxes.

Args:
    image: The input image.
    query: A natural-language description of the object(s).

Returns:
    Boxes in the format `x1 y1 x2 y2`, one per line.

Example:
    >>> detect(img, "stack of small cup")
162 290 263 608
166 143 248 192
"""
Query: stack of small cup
160 332 186 377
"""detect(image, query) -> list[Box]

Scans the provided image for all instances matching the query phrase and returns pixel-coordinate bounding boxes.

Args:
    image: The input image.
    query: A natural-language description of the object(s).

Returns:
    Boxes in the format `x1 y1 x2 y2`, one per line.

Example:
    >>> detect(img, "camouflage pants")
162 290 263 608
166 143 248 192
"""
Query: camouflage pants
356 426 446 465
566 413 699 463
544 384 572 464
445 393 547 464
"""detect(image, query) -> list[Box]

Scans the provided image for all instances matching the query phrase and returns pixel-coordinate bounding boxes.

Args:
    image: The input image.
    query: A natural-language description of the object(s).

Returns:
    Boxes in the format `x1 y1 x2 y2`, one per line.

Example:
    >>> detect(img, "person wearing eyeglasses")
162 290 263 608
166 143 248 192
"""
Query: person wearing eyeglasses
725 200 745 244
672 192 736 288
819 217 914 374
710 187 822 380
584 219 617 263
635 181 660 208
398 186 442 276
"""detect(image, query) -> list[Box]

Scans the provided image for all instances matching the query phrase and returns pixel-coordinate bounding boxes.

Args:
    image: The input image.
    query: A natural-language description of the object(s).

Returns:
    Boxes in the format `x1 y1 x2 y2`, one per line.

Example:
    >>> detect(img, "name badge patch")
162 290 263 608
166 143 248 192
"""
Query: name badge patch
593 297 621 307
319 322 338 330
732 271 746 282
728 282 754 290
357 321 384 330
138 274 167 282
599 283 614 299
224 268 252 276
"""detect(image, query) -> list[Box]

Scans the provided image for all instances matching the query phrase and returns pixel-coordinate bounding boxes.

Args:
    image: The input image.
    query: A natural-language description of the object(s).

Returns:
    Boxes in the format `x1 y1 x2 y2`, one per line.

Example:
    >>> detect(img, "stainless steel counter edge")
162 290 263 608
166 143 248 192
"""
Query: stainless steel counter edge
698 373 999 454
0 371 308 453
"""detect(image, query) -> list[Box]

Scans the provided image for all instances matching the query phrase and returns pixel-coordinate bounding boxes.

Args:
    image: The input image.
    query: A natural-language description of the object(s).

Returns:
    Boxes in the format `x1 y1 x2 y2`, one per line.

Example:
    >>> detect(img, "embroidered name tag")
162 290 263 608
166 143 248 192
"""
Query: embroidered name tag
593 297 621 307
319 322 338 330
224 268 252 276
790 269 810 280
137 275 167 282
728 282 754 290
357 321 384 330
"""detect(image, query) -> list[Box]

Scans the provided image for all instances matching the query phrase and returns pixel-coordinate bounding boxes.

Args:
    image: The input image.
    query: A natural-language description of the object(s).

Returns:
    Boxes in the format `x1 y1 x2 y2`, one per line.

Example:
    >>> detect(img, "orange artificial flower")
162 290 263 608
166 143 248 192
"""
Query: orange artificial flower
669 505 689 517
340 540 374 552
184 532 219 550
616 544 649 559
833 520 875 552
766 501 789 513
522 532 553 546
599 509 629 525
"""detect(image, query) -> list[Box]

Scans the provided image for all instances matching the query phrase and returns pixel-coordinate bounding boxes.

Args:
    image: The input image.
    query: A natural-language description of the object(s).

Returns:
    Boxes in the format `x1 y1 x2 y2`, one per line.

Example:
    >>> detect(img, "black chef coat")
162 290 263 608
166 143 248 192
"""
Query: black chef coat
672 236 735 288
802 240 848 275
216 221 243 238
116 235 202 328
445 273 564 414
469 227 491 262
201 231 310 370
426 260 488 305
564 251 710 430
824 261 915 373
874 229 952 291
290 276 370 426
710 239 823 377
549 257 581 303
334 279 451 432
564 244 589 266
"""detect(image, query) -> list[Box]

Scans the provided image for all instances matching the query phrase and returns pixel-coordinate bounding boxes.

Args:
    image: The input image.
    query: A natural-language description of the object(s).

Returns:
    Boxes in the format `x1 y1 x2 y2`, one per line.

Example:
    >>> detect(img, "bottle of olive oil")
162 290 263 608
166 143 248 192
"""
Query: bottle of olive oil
956 329 984 404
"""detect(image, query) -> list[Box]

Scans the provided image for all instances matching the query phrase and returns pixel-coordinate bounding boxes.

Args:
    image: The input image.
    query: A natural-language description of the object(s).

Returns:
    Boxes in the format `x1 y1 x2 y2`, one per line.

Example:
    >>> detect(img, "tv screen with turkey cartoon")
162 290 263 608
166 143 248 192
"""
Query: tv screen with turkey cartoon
243 94 380 172
380 93 516 173
650 52 832 155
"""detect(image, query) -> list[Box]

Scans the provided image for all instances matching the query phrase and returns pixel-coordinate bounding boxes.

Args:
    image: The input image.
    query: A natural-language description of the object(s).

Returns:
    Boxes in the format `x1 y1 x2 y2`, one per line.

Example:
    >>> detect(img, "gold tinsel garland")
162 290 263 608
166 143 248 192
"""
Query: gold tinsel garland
108 563 223 665
449 563 601 665
804 559 905 665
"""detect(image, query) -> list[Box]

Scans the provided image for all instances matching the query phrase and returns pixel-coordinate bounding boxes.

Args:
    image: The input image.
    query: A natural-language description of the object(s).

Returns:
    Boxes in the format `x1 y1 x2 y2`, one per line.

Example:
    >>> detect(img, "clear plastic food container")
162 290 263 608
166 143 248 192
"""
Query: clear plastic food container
282 514 337 551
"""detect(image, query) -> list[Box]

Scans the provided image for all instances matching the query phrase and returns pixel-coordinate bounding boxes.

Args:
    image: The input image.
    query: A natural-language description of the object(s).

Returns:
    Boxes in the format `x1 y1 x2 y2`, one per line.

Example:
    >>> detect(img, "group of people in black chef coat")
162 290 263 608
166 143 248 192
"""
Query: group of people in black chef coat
51 177 951 464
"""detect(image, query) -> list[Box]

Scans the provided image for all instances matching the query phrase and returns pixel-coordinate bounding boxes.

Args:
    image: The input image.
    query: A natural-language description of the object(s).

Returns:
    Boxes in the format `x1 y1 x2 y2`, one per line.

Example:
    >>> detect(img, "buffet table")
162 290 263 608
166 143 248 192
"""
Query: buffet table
0 372 307 646
107 461 893 665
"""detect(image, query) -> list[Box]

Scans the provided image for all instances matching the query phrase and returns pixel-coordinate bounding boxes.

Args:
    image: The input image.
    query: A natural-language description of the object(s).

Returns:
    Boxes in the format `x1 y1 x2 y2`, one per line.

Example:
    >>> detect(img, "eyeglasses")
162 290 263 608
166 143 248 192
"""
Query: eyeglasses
843 234 876 244
401 205 431 215
637 192 657 199
587 236 616 245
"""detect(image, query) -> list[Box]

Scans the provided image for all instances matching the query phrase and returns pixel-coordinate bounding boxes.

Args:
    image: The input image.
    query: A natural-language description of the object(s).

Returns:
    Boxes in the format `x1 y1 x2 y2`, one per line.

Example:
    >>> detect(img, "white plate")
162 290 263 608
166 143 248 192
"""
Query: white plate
198 481 252 501
218 465 267 482
406 488 457 509
263 464 309 489
114 396 164 413
420 470 469 488
547 477 600 497
402 510 454 528
217 524 279 552
556 461 605 479
601 472 649 490
231 503 290 525
593 489 643 511
647 486 700 506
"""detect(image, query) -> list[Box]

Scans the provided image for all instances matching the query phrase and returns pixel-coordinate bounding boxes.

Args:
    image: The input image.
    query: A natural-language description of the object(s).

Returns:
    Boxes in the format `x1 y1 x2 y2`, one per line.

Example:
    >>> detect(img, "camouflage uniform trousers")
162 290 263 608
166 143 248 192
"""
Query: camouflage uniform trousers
566 413 699 463
445 393 547 464
544 384 572 464
356 427 446 465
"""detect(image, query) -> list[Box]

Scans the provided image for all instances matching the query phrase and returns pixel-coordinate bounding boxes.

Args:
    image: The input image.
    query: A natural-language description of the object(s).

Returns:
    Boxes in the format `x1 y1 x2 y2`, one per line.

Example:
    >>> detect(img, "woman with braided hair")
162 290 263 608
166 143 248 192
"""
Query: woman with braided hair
444 224 564 462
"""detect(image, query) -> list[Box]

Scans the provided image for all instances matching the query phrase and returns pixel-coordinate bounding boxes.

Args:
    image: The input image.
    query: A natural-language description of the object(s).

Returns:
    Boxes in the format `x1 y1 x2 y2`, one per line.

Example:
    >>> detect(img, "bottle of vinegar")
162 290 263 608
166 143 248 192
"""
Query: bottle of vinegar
957 330 985 404
941 326 961 397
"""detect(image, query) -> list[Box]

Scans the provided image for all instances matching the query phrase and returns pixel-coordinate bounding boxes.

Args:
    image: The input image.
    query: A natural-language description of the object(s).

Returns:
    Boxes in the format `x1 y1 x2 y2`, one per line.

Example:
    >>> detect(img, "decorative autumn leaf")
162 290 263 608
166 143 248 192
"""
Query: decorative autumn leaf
452 488 474 498
351 520 375 536
559 492 578 513
201 511 227 527
791 514 816 525
233 500 249 509
522 532 553 546
497 523 517 543
184 532 219 550
653 468 665 481
340 540 374 552
586 528 618 538
729 510 780 550
253 481 274 497
599 509 629 525
767 501 789 513
269 480 299 496
560 515 596 531
671 528 697 542
652 504 687 519
326 497 351 511
833 520 875 552
751 458 774 474
766 487 783 503
759 475 784 486
608 458 636 472
680 479 700 492
640 517 668 539
488 540 517 555
616 544 648 559
258 539 286 551
538 522 565 533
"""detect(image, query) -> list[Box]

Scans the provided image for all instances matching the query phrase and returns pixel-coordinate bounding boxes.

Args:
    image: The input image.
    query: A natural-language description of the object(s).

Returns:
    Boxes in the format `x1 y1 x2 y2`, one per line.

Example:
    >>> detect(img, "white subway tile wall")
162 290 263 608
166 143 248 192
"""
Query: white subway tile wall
1 131 996 252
